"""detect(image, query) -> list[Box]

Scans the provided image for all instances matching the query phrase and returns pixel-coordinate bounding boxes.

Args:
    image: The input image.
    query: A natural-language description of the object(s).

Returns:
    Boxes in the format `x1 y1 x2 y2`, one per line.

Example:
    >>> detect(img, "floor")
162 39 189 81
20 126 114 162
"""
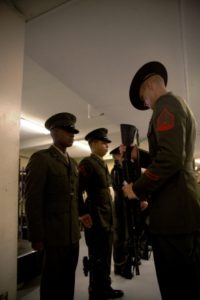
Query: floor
17 234 162 300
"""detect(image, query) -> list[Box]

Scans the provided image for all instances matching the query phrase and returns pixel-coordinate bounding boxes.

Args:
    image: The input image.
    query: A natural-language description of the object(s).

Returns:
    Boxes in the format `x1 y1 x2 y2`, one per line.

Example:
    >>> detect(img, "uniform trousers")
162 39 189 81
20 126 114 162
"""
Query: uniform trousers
40 242 79 300
151 231 200 300
85 227 113 300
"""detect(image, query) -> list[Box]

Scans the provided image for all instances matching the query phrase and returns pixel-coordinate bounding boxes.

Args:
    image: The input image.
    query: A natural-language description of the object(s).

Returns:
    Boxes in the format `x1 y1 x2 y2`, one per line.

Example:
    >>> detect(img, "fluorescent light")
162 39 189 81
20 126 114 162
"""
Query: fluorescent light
20 118 49 135
195 158 200 165
73 140 90 151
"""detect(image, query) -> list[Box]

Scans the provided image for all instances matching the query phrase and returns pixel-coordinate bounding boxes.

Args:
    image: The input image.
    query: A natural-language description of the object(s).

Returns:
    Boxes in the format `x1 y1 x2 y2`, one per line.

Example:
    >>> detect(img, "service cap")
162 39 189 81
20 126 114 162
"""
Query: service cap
85 128 111 143
45 112 79 134
129 61 168 110
110 146 120 155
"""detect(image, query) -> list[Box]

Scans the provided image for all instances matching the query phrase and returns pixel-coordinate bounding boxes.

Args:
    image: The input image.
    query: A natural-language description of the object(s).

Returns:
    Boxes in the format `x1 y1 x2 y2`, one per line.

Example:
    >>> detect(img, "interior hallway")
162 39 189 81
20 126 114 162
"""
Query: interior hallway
17 233 161 300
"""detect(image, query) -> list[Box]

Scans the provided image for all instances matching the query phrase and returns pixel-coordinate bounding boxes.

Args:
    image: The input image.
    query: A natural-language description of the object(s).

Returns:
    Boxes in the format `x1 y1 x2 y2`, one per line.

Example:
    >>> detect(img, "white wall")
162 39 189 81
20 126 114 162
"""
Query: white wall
0 3 25 299
181 0 200 156
22 0 200 157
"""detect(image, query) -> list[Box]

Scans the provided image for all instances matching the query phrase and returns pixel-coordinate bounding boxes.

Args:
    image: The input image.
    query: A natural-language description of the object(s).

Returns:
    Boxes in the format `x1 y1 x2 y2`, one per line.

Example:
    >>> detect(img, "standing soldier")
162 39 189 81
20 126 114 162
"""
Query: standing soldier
25 112 80 300
78 128 124 300
123 61 200 300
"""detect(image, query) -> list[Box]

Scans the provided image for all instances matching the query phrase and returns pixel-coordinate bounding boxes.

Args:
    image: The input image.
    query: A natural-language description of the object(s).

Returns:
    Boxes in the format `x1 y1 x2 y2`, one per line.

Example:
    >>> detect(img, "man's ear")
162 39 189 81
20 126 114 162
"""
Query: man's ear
50 127 59 139
147 77 154 90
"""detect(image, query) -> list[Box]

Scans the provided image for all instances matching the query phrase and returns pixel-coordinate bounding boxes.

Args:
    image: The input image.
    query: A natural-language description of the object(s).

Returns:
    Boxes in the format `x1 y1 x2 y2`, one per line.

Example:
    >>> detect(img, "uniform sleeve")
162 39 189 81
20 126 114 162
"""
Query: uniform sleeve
134 96 188 197
25 152 48 243
78 159 93 216
138 148 152 168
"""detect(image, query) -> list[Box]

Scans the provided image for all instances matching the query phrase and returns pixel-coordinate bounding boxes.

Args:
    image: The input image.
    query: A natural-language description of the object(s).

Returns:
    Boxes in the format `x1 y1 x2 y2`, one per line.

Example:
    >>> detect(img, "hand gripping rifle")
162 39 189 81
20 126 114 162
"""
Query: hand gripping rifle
120 124 141 275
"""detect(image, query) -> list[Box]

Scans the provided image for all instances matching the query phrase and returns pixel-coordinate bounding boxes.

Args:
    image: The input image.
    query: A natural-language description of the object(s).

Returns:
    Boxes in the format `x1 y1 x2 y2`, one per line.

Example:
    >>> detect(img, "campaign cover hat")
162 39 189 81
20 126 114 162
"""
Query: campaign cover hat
129 61 168 110
110 146 120 155
45 112 79 134
85 128 111 143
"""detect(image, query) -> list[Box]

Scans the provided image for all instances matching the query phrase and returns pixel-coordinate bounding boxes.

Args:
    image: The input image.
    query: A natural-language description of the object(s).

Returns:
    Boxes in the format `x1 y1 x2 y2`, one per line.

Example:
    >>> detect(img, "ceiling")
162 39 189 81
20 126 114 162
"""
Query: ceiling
10 0 200 159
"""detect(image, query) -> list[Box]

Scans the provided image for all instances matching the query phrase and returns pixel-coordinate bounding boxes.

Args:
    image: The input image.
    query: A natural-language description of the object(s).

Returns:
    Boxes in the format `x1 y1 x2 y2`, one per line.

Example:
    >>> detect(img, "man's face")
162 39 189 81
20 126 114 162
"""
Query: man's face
92 140 109 157
139 80 153 109
52 128 75 148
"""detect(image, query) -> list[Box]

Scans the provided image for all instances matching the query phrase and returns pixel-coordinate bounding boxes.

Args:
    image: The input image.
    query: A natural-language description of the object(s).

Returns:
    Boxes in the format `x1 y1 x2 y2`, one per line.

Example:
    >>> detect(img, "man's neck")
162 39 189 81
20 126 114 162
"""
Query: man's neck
152 89 168 109
53 143 66 154
92 152 104 160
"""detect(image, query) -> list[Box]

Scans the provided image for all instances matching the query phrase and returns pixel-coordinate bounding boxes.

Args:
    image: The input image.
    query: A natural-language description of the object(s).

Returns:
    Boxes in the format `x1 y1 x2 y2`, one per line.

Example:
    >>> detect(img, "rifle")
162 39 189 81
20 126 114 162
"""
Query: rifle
120 124 142 275
111 159 123 191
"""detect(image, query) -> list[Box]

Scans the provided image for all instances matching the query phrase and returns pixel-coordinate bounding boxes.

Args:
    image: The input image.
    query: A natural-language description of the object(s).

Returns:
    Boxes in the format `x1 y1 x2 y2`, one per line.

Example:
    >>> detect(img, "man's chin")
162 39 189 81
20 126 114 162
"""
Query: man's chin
67 142 73 147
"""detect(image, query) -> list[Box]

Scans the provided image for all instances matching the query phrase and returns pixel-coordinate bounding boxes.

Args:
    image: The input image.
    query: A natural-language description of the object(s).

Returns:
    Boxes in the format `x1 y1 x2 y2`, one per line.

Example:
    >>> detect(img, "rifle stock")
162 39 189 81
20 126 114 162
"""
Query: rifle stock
120 124 138 146
120 124 141 182
120 124 141 275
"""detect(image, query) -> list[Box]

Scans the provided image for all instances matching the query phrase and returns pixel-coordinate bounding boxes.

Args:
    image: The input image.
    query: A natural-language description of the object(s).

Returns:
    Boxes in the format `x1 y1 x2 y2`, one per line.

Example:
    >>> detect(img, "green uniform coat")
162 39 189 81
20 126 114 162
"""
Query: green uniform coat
78 154 114 231
25 145 80 246
133 92 200 234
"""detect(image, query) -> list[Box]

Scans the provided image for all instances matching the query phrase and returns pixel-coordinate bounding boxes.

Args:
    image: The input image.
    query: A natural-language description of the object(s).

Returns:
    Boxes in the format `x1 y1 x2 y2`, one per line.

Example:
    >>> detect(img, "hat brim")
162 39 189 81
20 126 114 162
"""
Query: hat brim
85 128 111 143
88 137 111 143
110 147 120 155
101 137 111 143
61 125 79 134
129 61 168 110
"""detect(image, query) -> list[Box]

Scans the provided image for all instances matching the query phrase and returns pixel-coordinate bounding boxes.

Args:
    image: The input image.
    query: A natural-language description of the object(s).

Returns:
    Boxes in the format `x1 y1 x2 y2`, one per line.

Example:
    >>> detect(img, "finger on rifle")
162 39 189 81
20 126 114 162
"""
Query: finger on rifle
140 200 148 210
119 144 126 155
131 144 138 160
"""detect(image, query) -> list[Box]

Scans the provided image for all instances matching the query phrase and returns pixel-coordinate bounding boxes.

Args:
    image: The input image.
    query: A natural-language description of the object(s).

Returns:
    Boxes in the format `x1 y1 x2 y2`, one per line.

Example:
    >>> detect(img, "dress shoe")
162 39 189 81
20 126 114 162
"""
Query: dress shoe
114 268 121 275
133 257 141 266
121 269 133 279
114 265 122 275
89 291 107 300
105 287 124 299
114 266 133 280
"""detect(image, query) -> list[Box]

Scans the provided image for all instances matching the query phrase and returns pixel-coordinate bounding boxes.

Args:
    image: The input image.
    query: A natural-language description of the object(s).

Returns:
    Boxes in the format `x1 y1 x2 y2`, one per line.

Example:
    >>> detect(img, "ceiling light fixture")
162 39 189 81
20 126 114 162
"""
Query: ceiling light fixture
195 158 200 165
87 104 104 119
73 140 90 151
20 118 49 135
